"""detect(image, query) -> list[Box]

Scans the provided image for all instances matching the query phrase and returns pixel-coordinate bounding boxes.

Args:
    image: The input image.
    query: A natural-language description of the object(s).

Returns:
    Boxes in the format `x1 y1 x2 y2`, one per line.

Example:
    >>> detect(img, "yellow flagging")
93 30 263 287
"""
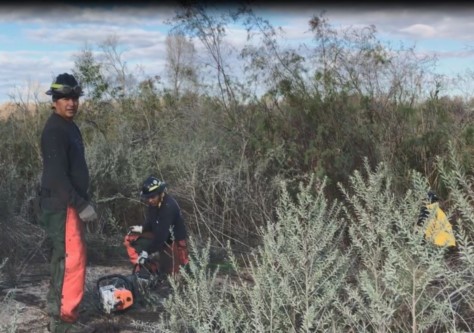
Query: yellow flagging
424 203 456 247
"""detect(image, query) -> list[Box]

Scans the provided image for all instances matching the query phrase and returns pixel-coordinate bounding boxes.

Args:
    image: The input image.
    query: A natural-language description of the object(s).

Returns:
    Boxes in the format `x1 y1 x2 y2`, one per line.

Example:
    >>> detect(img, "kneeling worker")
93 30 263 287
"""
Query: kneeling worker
124 176 189 276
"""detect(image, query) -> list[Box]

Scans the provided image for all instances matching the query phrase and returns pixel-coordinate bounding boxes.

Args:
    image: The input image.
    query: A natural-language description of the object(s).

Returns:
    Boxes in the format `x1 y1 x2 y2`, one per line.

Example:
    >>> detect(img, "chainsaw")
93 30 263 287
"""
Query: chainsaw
96 261 162 314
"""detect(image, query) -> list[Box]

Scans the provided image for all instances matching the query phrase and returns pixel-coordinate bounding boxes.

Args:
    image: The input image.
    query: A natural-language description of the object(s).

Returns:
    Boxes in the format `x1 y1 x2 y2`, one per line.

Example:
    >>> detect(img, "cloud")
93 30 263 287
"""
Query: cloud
399 24 437 38
0 5 177 26
0 50 76 100
278 6 474 42
25 26 166 49
1 4 474 102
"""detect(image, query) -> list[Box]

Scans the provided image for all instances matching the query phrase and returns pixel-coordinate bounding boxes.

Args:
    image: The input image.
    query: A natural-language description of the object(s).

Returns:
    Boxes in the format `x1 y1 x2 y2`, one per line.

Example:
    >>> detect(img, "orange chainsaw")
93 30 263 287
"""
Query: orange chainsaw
96 274 135 314
96 261 161 314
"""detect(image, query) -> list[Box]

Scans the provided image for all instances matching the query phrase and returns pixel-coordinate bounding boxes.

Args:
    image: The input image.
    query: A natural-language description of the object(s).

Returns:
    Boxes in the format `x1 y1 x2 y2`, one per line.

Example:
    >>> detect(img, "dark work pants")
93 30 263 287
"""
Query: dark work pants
39 206 86 326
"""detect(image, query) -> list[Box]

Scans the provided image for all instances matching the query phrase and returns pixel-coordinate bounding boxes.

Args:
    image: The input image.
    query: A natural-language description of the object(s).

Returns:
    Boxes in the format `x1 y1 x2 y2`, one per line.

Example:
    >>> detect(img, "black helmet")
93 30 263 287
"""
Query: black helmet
140 176 167 199
427 191 439 204
46 73 83 99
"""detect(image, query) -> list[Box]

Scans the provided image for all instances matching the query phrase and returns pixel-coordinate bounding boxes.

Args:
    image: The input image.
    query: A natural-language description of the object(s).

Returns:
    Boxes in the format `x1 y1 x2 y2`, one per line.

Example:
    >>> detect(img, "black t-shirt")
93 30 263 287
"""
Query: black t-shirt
142 194 187 254
40 112 89 211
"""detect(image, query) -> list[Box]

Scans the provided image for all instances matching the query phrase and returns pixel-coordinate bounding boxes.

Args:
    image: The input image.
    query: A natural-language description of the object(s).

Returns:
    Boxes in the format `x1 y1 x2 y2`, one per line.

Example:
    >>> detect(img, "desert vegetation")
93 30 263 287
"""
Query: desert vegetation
2 4 474 332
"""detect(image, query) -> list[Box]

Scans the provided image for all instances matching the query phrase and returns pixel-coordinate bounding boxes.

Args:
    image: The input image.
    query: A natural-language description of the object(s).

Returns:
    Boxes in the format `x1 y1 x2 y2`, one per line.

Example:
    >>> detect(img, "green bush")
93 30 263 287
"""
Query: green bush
153 160 474 332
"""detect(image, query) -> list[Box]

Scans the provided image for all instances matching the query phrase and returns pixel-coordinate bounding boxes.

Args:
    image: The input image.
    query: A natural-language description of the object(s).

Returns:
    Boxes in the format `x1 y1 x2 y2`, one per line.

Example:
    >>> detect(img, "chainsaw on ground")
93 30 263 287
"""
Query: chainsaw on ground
96 260 163 314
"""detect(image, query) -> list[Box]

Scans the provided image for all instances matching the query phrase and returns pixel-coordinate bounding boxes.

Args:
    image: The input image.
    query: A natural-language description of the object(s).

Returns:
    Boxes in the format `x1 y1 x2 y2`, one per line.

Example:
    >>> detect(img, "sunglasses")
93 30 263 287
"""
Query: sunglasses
47 83 83 96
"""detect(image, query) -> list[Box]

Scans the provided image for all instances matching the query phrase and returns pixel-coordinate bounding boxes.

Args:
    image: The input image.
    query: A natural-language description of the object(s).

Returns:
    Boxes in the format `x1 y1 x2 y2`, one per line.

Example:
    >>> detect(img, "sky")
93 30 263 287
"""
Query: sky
1 3 474 104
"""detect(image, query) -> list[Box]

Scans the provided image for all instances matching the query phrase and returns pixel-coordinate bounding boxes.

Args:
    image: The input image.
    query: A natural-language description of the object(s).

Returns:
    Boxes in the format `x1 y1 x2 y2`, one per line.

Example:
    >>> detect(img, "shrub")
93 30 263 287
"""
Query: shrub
153 160 474 332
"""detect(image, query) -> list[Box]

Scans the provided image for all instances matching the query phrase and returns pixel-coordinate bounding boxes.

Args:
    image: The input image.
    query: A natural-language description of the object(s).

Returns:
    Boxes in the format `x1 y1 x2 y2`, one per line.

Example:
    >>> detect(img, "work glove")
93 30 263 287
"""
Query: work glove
137 251 148 265
78 204 97 222
129 225 143 233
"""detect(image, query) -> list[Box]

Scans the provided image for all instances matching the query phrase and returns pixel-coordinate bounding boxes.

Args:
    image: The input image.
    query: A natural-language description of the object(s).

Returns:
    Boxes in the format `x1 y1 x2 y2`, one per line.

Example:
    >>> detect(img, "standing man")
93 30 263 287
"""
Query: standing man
39 73 97 333
124 176 189 276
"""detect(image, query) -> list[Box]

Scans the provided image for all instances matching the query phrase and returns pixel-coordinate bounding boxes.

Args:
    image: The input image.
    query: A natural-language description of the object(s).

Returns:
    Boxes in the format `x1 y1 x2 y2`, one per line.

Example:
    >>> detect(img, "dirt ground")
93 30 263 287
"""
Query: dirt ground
0 260 172 333
0 231 237 333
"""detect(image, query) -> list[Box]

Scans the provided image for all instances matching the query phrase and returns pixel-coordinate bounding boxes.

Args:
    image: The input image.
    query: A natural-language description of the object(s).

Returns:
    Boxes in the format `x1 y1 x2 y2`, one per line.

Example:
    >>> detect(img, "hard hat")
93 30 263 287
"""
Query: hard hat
140 176 167 199
427 191 439 204
45 73 83 98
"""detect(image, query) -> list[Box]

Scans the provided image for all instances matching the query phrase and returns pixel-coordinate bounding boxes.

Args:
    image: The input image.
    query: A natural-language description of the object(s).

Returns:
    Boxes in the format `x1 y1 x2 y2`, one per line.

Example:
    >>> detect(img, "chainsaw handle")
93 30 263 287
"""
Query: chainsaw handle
96 274 134 293
132 257 153 272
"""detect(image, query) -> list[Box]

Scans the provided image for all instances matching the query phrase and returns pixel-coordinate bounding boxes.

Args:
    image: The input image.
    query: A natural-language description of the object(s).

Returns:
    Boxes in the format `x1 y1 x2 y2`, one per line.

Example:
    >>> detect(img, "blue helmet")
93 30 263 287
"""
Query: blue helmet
140 176 167 199
427 191 439 204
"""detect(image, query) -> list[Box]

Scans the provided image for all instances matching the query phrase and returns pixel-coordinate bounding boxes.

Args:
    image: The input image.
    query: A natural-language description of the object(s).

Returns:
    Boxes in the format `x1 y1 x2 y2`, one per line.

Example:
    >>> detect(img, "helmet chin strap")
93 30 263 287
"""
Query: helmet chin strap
156 192 165 208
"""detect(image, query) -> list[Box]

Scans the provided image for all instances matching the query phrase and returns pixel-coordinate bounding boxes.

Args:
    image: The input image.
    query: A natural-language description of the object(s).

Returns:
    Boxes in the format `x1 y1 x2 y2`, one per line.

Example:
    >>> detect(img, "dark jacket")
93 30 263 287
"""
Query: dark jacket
142 193 187 254
40 112 89 212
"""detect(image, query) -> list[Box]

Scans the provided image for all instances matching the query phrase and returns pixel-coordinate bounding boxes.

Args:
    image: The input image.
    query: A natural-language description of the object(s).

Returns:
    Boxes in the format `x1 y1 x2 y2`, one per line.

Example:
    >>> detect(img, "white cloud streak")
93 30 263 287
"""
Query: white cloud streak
0 5 177 26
